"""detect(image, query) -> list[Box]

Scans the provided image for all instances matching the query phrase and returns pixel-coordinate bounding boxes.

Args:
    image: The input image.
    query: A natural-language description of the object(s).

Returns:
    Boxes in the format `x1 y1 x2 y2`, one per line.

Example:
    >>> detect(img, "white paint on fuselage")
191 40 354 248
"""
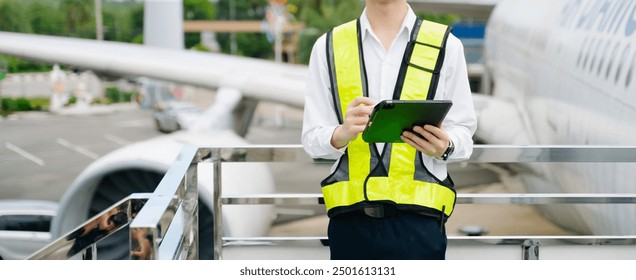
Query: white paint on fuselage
485 0 636 234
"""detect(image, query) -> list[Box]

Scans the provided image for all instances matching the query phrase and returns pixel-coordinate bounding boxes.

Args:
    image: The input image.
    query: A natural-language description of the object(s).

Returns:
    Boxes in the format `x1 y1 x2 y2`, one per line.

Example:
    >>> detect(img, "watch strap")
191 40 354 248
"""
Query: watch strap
441 139 454 161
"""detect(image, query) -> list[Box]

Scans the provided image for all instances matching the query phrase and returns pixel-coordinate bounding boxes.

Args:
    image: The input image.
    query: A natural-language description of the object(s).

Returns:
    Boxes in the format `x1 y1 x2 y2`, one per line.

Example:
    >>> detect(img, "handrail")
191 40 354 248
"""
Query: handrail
127 145 203 260
27 144 636 260
209 144 636 260
26 145 205 260
222 193 636 205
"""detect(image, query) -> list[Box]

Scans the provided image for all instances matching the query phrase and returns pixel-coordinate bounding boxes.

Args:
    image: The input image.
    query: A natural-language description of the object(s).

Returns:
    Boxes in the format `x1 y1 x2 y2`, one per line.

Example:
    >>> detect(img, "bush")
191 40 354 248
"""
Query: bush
27 97 50 111
104 86 134 103
1 98 11 115
14 98 32 111
0 97 50 115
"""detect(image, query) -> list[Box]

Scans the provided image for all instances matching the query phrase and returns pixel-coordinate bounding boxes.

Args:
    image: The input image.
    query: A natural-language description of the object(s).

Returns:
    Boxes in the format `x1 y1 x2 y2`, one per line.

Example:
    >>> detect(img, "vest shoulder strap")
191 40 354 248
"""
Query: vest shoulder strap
393 18 451 100
326 19 366 124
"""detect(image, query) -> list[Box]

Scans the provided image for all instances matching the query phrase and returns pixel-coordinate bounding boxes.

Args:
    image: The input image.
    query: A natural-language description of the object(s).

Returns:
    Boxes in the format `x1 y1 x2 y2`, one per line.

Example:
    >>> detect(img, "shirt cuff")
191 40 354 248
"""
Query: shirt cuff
325 125 347 156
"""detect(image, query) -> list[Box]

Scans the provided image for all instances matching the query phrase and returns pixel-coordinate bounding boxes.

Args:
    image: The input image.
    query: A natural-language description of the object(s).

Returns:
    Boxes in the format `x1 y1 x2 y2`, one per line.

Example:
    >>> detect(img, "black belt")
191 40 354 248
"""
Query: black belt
361 205 401 218
357 205 446 232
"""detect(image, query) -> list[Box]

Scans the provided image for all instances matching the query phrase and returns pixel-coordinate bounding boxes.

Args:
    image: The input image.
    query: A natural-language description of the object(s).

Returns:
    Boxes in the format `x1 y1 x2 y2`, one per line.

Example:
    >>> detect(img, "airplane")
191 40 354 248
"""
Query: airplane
474 0 636 235
409 0 636 237
0 0 634 259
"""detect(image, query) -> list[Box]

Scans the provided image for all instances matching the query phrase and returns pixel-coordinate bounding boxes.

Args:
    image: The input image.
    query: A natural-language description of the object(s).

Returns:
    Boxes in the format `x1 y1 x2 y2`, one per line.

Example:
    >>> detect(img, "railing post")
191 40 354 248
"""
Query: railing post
186 161 199 260
212 148 223 260
82 244 96 260
522 239 540 260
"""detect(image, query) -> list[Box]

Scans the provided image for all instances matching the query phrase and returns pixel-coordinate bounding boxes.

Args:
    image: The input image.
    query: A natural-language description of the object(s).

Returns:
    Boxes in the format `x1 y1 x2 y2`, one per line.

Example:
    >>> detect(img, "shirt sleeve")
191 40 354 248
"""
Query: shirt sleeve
301 34 346 160
436 34 477 162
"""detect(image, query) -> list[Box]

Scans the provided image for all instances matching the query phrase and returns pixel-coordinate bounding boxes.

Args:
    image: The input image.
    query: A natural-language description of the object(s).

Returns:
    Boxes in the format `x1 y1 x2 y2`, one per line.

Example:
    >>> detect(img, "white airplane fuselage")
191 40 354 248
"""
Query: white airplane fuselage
484 0 636 234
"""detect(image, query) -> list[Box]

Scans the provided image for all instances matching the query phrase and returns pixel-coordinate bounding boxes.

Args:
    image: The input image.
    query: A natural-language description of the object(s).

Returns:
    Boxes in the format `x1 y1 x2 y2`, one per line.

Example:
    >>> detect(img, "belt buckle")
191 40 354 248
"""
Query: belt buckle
363 205 385 218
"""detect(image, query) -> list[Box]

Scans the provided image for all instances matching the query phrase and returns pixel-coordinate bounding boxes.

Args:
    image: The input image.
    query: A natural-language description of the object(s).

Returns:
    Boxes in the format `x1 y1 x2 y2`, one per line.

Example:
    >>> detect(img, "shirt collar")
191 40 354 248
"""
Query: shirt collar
359 4 416 41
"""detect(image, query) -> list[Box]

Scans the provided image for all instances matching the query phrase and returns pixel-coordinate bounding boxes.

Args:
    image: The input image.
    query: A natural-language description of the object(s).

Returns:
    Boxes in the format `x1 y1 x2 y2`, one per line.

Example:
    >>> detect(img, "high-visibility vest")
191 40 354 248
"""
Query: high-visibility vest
322 18 456 220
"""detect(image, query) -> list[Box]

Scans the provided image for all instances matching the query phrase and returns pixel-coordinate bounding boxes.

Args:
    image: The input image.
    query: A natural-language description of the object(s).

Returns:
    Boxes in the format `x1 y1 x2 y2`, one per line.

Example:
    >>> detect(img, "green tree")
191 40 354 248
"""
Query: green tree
102 1 144 42
286 0 459 64
289 0 364 64
0 1 33 33
215 0 272 58
0 0 145 72
130 2 145 44
0 55 52 73
60 0 95 38
184 0 217 49
29 1 65 36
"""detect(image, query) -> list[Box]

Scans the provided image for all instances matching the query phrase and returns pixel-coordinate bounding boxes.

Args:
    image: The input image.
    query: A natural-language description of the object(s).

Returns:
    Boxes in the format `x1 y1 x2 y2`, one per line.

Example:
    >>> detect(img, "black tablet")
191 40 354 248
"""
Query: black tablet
361 100 452 143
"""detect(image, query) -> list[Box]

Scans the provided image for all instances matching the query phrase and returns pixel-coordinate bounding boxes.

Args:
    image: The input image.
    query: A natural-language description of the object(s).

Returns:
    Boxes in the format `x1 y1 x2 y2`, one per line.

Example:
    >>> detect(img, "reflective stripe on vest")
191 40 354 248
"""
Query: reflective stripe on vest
322 18 456 219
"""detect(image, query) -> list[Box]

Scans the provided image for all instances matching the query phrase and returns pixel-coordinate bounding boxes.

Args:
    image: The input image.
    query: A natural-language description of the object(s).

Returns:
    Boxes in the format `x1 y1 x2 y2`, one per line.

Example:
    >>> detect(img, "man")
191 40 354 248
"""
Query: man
302 0 476 260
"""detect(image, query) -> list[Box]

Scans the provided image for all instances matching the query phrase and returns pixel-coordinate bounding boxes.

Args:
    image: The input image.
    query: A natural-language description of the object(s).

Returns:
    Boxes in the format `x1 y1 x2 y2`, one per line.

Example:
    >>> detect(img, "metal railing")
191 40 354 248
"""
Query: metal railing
212 145 636 260
27 144 636 260
27 145 204 260
28 194 149 260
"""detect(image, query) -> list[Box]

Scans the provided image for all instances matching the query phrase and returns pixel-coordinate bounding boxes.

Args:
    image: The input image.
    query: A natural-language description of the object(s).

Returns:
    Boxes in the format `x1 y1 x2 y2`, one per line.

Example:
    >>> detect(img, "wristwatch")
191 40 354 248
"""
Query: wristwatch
440 139 455 161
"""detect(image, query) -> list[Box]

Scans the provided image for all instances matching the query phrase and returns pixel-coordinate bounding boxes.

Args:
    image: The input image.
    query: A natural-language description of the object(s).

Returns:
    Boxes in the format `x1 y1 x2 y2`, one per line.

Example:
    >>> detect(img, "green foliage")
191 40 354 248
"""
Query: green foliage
0 0 461 70
0 97 50 115
0 90 132 117
0 55 52 73
29 1 65 36
286 1 460 64
0 0 145 73
291 0 363 33
0 0 143 72
210 0 365 61
0 98 11 115
102 1 144 43
130 3 144 43
289 0 364 64
191 43 211 52
236 32 272 58
15 97 32 111
416 12 460 26
104 87 133 104
0 1 33 33
27 97 50 110
215 0 268 21
60 0 95 38
184 0 217 49
214 0 274 58
2 98 28 112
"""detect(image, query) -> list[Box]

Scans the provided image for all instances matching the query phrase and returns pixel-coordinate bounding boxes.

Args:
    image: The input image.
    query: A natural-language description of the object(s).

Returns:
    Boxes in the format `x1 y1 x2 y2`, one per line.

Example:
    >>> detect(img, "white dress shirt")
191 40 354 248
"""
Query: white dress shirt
301 6 477 180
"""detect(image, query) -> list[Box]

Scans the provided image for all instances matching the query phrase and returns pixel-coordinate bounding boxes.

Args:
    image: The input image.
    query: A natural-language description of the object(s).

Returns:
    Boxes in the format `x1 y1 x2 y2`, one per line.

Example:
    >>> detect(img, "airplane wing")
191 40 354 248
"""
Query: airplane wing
0 31 306 109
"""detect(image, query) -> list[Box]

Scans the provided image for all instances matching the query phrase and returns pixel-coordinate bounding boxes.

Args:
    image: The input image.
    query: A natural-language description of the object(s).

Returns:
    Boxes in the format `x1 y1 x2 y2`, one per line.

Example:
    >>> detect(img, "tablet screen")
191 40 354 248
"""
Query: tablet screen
361 100 452 143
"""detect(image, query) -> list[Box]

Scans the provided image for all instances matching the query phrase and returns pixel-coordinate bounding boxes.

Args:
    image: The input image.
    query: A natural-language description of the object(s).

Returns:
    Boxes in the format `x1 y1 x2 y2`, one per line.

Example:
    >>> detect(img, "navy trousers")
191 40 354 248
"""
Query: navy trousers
327 211 447 260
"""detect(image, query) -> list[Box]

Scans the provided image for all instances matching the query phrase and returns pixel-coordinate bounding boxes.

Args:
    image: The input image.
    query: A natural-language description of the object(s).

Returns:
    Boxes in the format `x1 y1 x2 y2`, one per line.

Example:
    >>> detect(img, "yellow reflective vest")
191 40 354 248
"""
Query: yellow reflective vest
321 18 457 220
